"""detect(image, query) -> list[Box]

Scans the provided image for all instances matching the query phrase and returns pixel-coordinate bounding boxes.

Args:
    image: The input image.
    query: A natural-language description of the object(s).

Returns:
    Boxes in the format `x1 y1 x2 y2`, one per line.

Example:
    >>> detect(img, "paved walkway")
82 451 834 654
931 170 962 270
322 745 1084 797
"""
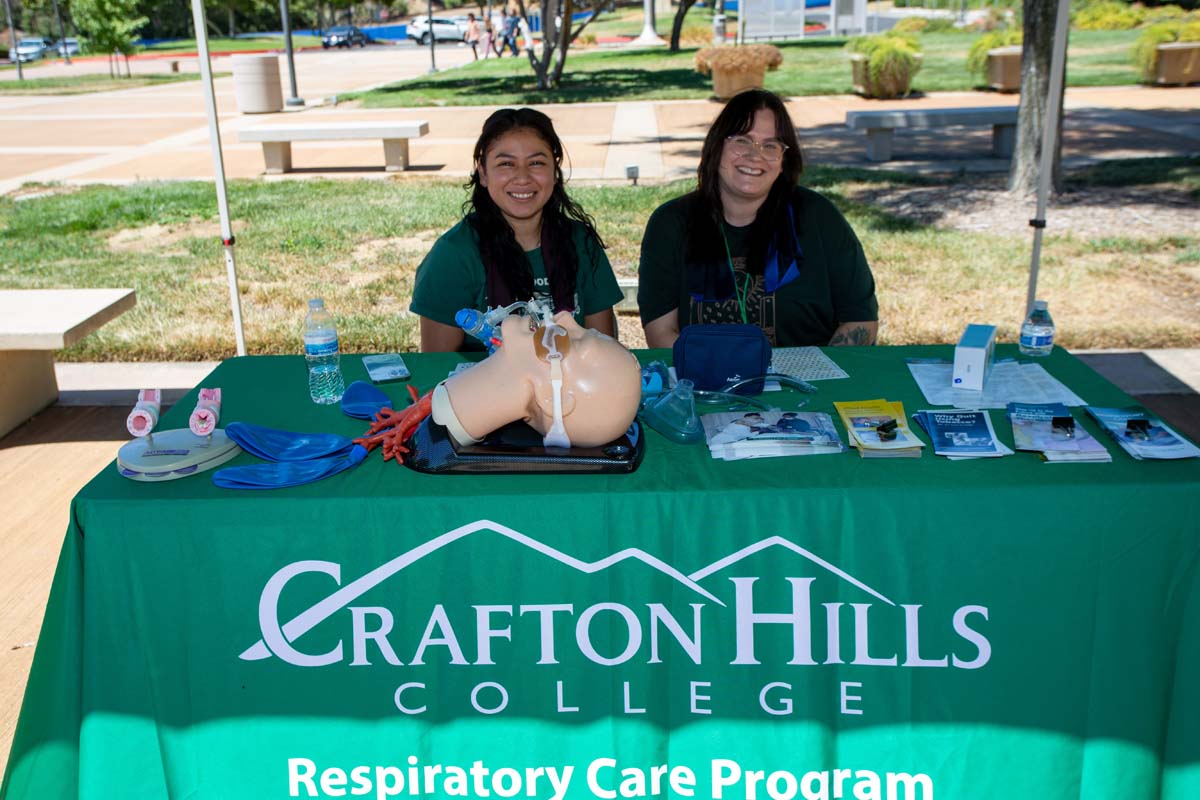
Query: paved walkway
2 48 1198 194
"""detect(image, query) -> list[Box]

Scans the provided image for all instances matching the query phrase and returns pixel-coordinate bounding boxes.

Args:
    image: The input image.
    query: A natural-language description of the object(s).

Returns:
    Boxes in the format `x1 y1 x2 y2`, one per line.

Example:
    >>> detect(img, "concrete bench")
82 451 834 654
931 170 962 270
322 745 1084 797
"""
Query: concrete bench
239 121 430 174
0 288 136 437
845 107 1018 162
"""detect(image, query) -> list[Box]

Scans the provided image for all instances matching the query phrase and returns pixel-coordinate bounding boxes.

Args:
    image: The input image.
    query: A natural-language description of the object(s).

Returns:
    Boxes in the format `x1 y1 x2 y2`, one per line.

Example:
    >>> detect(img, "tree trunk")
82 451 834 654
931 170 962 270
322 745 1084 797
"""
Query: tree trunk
227 7 236 38
670 0 696 52
1009 0 1065 195
550 0 573 87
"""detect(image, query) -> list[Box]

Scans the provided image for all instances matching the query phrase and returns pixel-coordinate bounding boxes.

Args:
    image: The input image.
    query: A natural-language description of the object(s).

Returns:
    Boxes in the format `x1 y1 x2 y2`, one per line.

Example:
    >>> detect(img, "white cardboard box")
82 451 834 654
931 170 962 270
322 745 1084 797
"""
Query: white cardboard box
953 324 996 392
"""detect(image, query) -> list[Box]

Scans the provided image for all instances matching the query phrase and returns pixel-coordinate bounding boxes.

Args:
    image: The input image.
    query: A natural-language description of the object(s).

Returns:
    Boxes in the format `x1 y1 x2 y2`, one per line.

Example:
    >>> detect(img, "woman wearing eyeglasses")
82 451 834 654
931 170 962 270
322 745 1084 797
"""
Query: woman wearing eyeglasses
637 89 878 348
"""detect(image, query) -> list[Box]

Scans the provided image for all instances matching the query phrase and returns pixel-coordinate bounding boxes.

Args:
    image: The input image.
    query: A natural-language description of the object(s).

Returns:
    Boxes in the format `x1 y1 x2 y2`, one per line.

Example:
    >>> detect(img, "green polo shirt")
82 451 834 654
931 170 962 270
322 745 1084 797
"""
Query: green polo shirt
410 218 623 350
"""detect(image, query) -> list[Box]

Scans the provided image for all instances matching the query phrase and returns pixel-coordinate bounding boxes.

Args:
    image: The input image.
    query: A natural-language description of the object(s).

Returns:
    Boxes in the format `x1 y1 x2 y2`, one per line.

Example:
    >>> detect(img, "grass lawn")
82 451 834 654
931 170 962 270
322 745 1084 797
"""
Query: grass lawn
0 72 219 95
140 36 323 54
355 29 1141 107
1 159 1195 360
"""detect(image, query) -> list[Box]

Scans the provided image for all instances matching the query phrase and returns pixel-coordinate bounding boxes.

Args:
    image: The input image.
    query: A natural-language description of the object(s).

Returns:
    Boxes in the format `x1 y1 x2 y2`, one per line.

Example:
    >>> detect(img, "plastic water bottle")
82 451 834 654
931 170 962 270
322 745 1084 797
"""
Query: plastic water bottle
303 298 345 404
1018 300 1056 357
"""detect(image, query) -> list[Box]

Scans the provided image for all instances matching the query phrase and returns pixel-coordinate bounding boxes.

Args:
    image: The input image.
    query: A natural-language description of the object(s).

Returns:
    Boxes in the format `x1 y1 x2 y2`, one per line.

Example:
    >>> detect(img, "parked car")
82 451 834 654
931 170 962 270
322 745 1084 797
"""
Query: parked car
55 38 80 57
11 37 48 63
406 16 468 45
322 26 369 49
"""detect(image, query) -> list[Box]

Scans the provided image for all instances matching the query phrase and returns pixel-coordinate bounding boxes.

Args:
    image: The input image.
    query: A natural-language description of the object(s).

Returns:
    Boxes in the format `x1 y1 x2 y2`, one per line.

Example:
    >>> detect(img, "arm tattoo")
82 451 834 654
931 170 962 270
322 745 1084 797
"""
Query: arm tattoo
828 325 876 346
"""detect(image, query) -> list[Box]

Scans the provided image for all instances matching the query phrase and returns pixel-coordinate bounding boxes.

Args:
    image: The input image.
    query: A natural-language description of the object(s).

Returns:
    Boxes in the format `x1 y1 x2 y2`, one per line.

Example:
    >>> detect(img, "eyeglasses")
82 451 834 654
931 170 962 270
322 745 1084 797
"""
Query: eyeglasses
725 135 788 162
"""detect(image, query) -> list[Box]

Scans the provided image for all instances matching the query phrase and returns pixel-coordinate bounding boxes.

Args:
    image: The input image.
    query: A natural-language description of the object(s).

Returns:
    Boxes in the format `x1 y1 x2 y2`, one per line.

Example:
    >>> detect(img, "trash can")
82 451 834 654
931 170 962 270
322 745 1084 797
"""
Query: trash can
232 54 283 114
713 14 726 45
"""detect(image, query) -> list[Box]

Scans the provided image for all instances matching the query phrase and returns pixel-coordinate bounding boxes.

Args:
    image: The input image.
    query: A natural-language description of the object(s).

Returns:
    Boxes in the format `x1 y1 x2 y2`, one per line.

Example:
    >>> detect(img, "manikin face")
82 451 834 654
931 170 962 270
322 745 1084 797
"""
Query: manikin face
478 128 557 233
717 108 785 212
495 311 641 445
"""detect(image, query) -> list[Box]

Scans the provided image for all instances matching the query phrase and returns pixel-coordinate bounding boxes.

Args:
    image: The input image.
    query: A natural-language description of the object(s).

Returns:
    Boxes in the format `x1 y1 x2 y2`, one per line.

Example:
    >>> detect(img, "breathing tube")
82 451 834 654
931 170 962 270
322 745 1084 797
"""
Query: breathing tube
455 301 533 353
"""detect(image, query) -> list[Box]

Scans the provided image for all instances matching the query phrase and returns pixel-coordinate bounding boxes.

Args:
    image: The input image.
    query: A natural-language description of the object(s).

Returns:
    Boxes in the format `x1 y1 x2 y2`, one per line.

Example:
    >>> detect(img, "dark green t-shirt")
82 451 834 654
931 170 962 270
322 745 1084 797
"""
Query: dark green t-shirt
410 217 623 349
637 187 878 346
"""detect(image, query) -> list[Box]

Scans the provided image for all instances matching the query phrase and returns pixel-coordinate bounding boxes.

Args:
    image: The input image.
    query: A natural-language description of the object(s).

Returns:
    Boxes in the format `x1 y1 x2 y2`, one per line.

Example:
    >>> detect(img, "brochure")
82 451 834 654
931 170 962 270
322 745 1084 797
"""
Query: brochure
1006 402 1111 463
701 410 845 461
1085 406 1200 460
913 409 1013 459
362 353 411 383
906 359 1086 409
833 399 924 458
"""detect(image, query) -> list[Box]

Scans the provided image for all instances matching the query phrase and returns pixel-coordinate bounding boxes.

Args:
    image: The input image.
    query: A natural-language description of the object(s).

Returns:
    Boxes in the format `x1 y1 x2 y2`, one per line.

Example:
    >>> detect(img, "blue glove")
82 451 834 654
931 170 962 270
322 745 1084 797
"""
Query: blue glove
212 445 368 490
225 421 356 462
341 380 392 420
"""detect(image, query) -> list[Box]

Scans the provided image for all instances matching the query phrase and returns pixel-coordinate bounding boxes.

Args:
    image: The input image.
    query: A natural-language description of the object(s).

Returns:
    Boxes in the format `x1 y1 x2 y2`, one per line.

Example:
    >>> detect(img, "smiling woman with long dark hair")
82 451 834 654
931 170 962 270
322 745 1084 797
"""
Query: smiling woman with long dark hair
410 108 622 352
637 89 879 349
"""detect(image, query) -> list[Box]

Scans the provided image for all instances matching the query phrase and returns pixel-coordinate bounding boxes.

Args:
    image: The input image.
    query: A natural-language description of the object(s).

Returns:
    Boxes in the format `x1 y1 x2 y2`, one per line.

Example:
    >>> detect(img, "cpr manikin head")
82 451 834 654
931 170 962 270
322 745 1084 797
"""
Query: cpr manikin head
432 311 642 449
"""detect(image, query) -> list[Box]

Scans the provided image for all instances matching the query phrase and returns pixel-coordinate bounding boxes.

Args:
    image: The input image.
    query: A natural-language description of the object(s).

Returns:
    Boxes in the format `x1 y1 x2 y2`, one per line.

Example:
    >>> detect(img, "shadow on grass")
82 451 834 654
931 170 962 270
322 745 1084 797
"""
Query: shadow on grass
369 67 711 104
1067 155 1200 192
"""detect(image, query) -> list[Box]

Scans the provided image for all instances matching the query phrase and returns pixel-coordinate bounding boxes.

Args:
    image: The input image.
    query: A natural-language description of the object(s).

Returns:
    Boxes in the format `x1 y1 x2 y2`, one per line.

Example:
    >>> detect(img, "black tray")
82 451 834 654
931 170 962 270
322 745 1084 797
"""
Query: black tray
404 417 644 475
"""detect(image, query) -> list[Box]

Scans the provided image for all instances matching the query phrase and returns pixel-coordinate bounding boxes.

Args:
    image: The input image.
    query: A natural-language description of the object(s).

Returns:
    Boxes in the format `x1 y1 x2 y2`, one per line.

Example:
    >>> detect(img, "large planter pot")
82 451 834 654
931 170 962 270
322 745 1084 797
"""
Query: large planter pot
711 65 767 100
231 54 283 114
986 45 1022 93
849 52 922 99
1154 42 1200 86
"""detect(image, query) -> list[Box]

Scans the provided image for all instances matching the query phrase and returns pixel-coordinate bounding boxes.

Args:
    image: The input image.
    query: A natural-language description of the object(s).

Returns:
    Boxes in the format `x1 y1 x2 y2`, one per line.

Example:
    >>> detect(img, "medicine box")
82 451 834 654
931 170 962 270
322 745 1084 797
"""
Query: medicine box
953 324 996 392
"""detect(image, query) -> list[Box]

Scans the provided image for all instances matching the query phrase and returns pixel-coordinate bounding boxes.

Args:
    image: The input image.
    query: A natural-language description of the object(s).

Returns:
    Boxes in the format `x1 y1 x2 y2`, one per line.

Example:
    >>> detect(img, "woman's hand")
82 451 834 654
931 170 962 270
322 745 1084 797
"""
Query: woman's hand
828 321 878 346
420 316 467 353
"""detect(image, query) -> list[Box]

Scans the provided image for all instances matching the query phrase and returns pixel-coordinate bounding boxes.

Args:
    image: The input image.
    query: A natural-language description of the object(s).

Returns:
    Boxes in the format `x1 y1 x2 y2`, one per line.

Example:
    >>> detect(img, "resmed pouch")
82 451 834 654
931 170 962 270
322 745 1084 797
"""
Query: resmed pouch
672 323 772 393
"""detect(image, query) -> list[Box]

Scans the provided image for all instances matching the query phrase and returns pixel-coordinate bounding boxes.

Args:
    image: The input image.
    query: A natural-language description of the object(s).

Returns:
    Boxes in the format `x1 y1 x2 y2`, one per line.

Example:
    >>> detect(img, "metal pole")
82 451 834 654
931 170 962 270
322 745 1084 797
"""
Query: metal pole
427 1 436 72
3 0 22 81
279 0 304 106
190 0 247 356
1024 0 1071 315
50 0 69 65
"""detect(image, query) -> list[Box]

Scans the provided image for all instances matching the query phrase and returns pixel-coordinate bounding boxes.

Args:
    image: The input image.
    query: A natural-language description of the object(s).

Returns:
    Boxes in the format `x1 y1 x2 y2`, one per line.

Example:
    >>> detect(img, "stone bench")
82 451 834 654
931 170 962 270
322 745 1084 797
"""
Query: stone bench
845 107 1018 162
239 120 430 174
0 288 136 437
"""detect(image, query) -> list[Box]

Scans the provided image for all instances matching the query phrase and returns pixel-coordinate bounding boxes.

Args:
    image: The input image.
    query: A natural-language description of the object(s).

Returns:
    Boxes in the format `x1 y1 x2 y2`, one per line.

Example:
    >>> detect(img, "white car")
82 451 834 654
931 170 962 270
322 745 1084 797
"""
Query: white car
55 38 80 57
407 16 468 45
11 37 48 63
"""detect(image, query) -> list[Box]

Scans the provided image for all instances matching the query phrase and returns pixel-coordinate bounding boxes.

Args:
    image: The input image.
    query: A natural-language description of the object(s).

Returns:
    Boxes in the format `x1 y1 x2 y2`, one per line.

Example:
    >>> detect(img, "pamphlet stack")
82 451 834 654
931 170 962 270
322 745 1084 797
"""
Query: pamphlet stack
833 399 924 458
1007 403 1111 463
700 410 845 461
1085 406 1200 460
912 409 1013 459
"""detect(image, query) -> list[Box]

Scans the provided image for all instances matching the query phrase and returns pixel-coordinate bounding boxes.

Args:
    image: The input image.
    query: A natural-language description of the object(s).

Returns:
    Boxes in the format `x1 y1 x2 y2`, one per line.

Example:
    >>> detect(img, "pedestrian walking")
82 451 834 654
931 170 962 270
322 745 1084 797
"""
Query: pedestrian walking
465 13 481 60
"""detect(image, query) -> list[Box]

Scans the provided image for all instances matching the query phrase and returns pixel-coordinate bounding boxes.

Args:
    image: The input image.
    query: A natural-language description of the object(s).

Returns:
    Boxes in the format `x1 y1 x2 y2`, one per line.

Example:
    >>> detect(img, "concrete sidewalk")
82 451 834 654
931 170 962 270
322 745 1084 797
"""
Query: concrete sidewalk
2 46 1198 192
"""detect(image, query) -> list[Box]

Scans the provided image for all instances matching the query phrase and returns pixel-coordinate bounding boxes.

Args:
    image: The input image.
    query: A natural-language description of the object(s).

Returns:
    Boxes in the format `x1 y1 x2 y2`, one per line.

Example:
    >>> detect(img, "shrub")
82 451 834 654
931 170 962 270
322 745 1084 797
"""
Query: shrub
892 17 928 33
1073 0 1145 30
966 28 1023 77
846 32 922 99
1132 18 1200 78
923 17 960 33
694 44 783 76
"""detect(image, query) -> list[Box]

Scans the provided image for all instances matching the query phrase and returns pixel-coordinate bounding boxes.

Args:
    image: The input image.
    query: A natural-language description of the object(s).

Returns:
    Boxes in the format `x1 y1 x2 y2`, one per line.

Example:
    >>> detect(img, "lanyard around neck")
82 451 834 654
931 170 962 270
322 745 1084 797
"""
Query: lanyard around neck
720 225 751 325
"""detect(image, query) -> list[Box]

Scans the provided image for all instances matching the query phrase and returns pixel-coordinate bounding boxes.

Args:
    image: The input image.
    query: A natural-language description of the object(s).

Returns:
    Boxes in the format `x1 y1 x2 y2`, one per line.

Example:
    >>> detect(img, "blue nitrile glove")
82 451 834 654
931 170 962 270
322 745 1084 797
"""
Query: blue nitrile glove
341 380 392 420
212 445 368 490
225 421 356 462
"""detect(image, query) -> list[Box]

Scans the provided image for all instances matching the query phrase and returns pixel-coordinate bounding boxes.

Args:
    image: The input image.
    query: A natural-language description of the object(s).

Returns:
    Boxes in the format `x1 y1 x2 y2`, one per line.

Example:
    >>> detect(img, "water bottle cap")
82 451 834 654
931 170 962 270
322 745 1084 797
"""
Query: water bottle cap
308 298 325 309
1033 300 1047 310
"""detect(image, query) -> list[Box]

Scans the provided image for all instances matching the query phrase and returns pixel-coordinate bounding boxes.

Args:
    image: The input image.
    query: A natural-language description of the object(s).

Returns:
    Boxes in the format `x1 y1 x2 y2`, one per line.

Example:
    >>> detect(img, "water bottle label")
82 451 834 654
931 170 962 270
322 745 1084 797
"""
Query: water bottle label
1020 334 1053 347
304 336 339 357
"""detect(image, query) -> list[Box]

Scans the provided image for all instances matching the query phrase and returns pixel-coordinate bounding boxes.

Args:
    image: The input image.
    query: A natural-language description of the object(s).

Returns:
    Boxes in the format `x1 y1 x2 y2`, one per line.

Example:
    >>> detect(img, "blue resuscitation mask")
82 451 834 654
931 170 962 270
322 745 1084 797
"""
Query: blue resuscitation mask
211 381 392 489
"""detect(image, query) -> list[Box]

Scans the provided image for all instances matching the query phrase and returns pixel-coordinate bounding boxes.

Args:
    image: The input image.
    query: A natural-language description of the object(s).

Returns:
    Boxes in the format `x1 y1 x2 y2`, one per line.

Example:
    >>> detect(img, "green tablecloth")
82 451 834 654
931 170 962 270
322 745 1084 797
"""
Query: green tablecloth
4 346 1199 800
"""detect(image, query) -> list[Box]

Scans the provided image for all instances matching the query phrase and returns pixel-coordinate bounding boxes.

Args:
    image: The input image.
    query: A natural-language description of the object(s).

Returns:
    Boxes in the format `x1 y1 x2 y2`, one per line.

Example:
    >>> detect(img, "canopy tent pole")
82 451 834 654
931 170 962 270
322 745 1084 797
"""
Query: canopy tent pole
190 0 247 356
1024 0 1071 316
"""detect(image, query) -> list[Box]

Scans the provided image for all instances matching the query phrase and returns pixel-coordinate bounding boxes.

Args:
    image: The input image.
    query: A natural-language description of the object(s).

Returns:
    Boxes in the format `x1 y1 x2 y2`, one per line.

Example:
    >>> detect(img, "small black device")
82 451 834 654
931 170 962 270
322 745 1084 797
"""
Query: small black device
403 418 645 475
1125 418 1151 440
875 418 899 441
1051 416 1076 439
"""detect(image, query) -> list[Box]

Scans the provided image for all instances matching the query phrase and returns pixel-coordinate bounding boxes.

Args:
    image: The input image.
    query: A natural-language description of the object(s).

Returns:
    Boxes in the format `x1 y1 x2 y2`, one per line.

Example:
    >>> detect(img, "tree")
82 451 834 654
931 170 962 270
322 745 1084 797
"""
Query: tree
73 0 146 73
669 0 697 52
513 0 603 90
1009 0 1065 195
